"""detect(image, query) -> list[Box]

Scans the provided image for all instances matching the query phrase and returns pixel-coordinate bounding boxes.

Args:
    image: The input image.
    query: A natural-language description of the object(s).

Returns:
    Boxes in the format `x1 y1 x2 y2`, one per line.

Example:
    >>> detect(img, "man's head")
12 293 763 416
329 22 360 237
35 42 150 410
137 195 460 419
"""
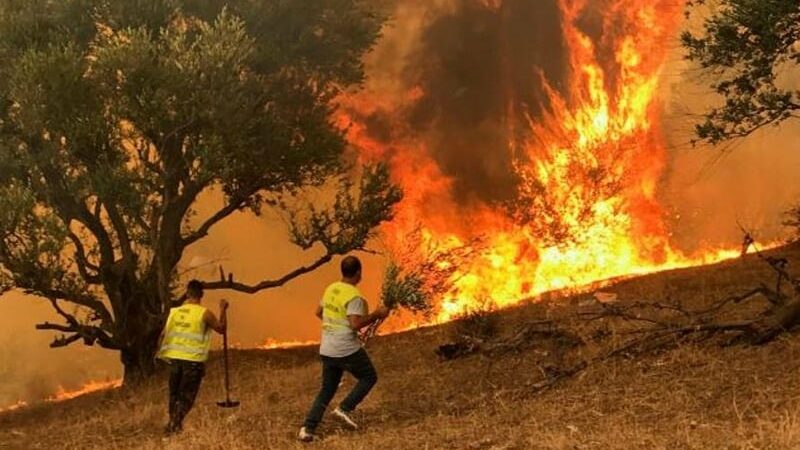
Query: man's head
340 256 362 284
186 279 204 301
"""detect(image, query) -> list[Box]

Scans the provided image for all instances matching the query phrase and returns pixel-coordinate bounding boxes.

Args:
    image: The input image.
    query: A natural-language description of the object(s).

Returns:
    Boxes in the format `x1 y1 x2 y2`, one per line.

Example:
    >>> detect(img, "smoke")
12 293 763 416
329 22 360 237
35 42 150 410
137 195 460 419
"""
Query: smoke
356 0 800 248
353 0 567 205
659 32 800 250
0 292 118 407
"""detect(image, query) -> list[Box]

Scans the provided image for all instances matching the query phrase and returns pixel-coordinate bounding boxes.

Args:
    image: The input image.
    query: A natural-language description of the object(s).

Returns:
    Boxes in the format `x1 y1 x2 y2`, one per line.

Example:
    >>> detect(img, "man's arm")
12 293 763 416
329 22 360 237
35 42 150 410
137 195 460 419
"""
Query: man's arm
204 299 229 334
348 304 389 331
315 304 323 320
154 318 168 361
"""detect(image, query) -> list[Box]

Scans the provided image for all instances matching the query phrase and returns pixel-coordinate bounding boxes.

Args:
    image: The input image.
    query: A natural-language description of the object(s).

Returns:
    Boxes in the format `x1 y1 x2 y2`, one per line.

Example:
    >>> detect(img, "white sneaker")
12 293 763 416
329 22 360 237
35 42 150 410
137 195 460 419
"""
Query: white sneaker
332 407 358 429
298 426 315 442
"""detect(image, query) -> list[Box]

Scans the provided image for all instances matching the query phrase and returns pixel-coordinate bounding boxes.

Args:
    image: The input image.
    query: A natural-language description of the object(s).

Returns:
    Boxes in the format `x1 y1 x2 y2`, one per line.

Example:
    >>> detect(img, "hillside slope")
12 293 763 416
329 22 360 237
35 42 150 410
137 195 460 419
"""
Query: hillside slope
3 245 800 449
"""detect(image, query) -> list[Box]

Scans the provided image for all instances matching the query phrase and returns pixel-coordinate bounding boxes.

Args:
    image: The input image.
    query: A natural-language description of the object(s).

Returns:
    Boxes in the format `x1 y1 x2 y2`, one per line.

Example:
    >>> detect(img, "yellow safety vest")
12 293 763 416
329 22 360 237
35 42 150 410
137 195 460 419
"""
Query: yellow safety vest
158 303 211 363
321 281 361 334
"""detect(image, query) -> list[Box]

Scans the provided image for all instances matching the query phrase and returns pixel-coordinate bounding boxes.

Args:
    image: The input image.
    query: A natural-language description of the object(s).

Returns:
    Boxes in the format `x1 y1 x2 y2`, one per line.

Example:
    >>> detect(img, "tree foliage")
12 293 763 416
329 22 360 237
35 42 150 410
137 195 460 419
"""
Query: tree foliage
360 229 480 342
0 0 399 380
682 0 800 144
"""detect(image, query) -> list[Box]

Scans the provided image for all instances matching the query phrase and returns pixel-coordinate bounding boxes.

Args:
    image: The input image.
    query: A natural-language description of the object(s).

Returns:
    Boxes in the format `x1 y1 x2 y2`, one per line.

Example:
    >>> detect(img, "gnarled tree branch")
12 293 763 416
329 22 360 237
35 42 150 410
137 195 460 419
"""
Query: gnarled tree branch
200 253 334 294
35 297 119 349
66 231 101 284
104 202 136 267
181 189 257 249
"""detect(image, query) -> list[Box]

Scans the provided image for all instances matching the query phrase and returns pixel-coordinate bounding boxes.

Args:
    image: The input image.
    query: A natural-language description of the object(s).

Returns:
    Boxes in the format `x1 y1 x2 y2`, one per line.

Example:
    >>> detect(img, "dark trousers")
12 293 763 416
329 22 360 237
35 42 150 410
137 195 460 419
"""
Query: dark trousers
167 359 206 430
303 348 378 431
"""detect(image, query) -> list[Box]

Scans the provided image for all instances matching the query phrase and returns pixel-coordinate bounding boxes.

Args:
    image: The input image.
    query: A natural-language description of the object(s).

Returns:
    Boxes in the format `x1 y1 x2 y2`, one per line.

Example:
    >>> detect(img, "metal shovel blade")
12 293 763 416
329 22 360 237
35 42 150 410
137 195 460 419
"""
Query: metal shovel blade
216 399 240 408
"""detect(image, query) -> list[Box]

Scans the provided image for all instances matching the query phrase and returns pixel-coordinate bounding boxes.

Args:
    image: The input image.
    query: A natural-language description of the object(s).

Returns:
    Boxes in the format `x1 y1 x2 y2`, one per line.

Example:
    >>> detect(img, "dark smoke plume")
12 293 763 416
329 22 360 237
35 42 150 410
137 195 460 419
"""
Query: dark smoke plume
357 0 568 205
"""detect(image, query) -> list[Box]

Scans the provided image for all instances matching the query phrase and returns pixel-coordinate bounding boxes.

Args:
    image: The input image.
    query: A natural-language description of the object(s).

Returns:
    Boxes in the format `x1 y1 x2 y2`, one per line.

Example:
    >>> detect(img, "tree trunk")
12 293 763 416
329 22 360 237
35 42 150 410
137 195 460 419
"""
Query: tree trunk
117 291 166 385
120 333 161 384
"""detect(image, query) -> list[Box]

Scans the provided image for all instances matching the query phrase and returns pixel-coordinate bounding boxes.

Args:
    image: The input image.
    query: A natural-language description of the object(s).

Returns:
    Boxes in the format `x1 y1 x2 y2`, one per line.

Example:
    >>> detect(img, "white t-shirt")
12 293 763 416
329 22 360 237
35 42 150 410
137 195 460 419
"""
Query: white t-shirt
319 296 367 358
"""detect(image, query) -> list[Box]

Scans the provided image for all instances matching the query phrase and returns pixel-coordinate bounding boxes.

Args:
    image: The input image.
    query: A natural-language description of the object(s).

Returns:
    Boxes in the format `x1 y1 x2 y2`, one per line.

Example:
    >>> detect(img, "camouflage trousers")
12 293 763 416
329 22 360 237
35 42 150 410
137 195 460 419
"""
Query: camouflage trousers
167 359 206 432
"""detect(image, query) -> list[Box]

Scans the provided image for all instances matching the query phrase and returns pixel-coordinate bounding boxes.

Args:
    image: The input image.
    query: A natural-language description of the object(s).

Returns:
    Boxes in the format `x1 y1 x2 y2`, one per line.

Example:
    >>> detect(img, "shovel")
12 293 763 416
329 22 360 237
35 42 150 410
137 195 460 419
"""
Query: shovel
216 328 240 408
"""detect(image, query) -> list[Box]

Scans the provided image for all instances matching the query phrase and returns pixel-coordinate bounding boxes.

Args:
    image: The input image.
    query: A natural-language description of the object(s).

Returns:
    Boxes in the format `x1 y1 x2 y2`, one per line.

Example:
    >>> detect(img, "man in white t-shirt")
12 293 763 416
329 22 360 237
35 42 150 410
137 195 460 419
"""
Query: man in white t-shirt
298 256 389 442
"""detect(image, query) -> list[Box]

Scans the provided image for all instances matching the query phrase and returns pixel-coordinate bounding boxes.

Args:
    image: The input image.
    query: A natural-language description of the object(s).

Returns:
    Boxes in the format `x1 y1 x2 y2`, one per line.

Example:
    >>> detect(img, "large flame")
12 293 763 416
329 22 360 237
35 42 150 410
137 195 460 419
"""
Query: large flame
338 0 752 324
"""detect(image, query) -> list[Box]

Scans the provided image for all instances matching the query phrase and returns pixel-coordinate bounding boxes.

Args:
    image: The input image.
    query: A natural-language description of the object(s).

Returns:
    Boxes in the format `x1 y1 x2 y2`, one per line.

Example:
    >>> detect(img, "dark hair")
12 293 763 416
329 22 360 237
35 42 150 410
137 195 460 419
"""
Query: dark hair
340 256 362 278
186 279 204 299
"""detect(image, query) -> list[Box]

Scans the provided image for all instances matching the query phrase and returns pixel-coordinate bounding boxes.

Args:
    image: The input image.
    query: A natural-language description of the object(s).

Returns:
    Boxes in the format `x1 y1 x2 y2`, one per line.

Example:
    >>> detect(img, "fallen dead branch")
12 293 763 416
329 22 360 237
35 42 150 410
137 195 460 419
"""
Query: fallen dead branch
435 319 581 361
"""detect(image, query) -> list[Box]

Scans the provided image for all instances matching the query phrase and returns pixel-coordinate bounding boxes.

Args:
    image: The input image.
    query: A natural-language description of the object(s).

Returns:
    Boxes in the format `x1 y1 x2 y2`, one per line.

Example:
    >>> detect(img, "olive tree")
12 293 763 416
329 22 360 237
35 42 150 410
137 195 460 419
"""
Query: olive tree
0 0 400 382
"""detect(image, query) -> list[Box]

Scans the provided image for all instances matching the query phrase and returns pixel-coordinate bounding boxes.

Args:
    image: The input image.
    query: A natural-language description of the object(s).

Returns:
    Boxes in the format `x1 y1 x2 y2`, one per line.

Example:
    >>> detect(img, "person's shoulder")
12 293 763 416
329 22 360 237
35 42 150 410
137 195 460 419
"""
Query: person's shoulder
189 303 208 313
324 281 343 293
201 308 218 328
346 295 367 310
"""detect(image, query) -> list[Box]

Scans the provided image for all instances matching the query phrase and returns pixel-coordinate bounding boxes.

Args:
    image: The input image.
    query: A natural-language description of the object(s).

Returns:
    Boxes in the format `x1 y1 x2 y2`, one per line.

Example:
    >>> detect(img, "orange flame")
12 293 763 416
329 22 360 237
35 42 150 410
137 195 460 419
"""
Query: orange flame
0 400 28 413
47 379 122 402
259 338 318 350
337 0 760 325
1 379 122 413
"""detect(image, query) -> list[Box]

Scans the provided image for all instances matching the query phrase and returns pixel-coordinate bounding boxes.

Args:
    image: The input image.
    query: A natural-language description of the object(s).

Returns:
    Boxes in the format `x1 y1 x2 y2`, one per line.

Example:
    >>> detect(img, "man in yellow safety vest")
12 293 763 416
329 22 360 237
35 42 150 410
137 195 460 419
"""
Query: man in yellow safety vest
158 279 228 435
298 255 389 442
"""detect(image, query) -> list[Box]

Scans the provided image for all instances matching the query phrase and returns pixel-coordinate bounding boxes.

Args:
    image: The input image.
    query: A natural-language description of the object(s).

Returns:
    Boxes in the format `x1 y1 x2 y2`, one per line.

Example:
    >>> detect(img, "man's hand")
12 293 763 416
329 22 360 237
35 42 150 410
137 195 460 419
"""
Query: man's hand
349 305 390 331
374 305 390 319
220 299 230 311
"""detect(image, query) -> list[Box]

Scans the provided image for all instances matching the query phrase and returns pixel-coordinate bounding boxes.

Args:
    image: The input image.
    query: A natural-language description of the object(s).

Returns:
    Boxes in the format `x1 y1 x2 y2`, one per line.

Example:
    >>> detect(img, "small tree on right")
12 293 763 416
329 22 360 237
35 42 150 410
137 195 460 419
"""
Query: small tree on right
681 0 799 145
680 1 800 339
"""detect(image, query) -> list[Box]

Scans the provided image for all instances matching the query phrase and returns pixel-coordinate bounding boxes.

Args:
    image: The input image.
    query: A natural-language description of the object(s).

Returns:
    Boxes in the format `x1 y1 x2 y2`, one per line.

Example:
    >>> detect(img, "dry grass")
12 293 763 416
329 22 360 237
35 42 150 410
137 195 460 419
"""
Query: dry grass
3 245 800 449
